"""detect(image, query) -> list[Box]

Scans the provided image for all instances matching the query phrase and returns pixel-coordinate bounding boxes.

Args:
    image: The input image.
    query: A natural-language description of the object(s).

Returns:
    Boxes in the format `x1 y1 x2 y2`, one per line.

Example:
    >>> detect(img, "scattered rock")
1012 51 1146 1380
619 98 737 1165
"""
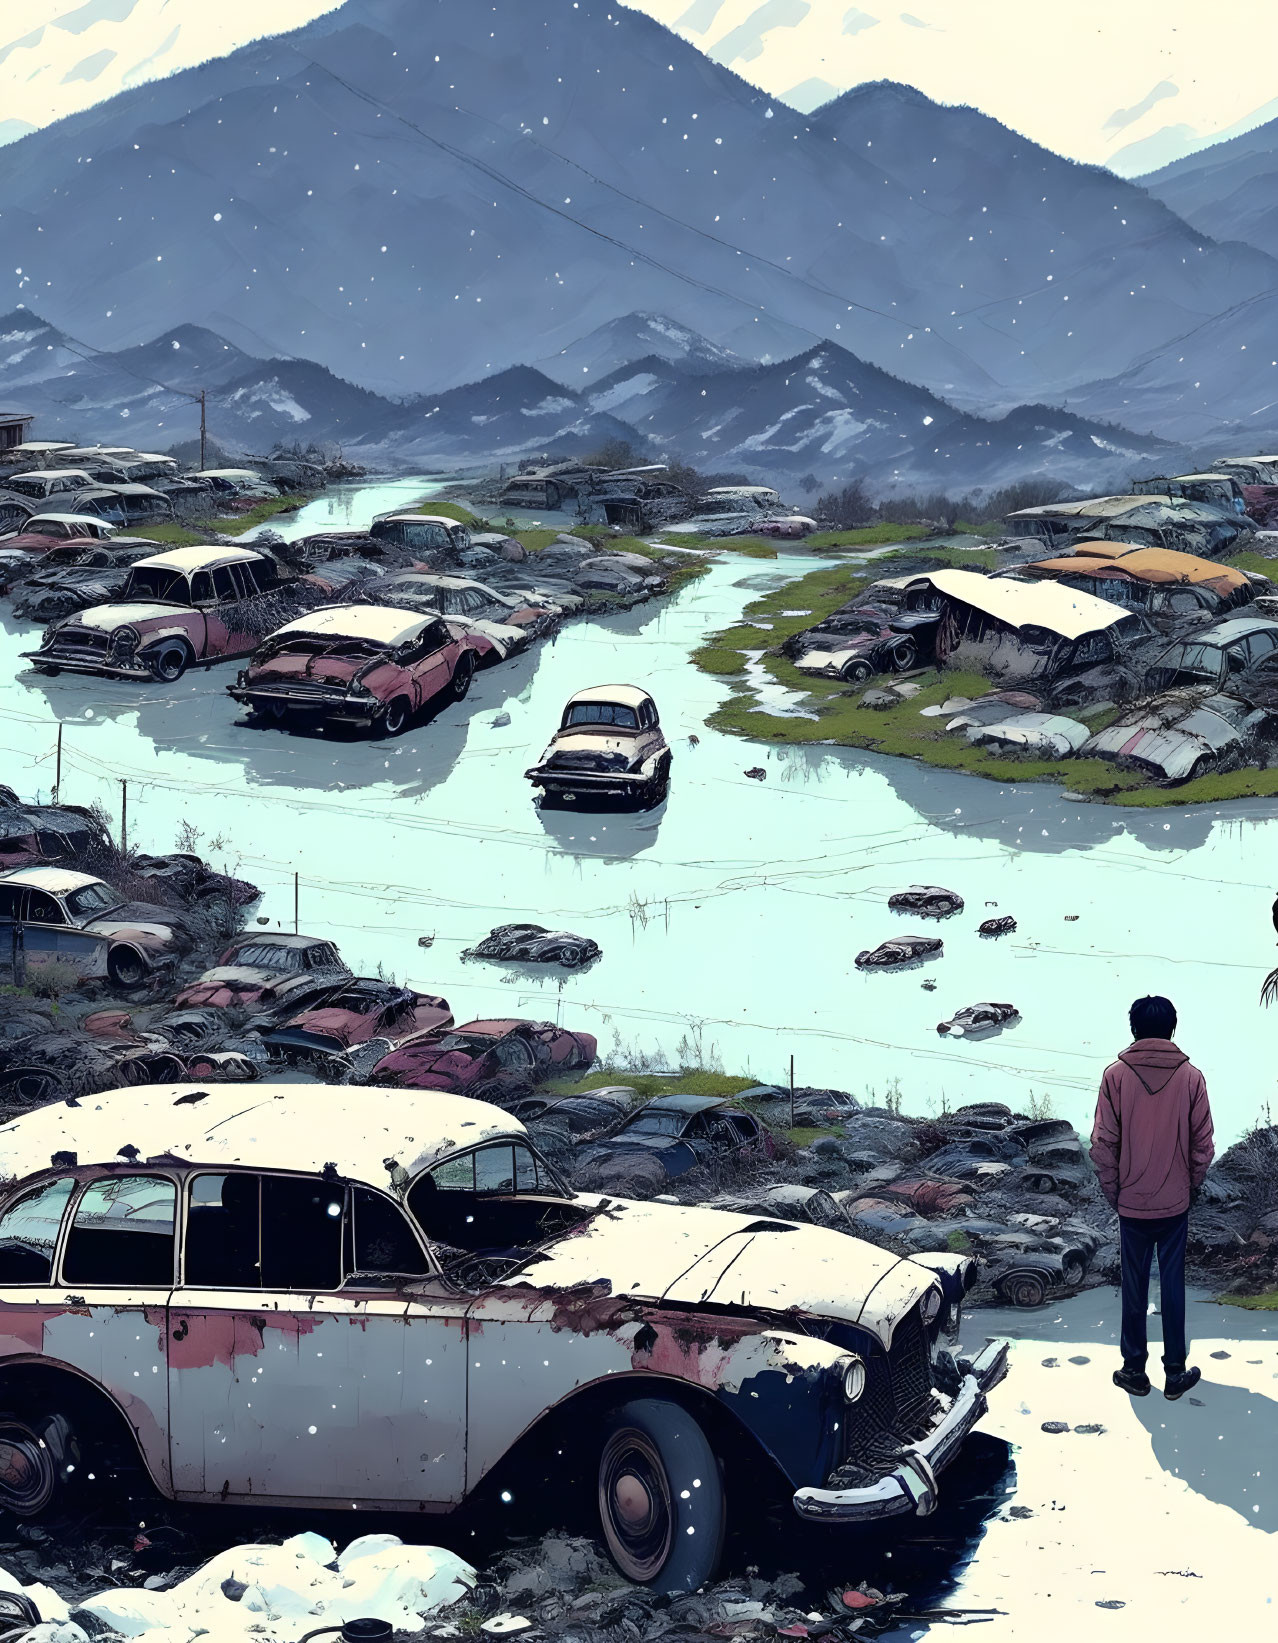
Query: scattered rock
1074 1424 1106 1435
1041 1420 1070 1433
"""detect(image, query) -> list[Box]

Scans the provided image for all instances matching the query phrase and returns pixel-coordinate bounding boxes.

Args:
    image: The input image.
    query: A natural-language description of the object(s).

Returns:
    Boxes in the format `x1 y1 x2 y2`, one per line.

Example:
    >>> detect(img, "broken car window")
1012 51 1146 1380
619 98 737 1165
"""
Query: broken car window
0 1177 76 1284
62 1175 177 1287
124 567 187 603
185 1173 261 1286
474 1146 516 1193
349 1185 430 1277
260 1174 344 1291
65 882 123 920
229 942 303 971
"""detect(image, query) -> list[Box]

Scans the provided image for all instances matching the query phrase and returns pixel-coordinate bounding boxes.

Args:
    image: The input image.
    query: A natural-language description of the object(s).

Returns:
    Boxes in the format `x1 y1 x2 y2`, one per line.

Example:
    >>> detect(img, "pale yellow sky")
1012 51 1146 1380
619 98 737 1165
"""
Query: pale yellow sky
2 0 1275 172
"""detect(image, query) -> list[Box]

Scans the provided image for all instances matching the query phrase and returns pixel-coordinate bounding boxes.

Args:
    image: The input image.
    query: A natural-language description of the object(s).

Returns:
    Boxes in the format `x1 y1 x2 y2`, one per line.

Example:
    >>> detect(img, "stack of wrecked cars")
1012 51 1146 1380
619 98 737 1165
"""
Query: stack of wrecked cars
1003 493 1255 558
0 1080 1008 1587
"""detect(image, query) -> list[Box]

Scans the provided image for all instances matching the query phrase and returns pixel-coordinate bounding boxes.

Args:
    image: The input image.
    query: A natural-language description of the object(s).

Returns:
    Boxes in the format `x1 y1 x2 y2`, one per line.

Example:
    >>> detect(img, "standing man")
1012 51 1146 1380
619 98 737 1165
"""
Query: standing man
1090 995 1215 1400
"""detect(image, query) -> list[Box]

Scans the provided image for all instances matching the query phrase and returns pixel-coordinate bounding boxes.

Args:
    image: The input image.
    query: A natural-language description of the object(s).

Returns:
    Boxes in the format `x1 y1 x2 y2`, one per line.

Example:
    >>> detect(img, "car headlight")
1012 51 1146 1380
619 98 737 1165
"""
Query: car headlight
920 1288 942 1326
111 625 139 658
841 1355 866 1402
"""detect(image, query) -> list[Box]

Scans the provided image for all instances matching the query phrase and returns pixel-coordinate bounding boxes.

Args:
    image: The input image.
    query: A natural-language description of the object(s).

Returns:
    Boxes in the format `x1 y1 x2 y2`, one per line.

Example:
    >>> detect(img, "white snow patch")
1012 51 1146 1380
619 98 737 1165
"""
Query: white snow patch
520 396 576 417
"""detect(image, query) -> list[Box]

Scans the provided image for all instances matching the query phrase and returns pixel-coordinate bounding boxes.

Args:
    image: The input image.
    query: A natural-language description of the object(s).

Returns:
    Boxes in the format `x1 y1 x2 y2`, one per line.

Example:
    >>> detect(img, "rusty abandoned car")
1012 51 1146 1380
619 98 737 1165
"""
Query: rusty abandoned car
526 685 672 807
0 868 191 989
228 604 481 735
24 546 297 682
0 1083 1008 1589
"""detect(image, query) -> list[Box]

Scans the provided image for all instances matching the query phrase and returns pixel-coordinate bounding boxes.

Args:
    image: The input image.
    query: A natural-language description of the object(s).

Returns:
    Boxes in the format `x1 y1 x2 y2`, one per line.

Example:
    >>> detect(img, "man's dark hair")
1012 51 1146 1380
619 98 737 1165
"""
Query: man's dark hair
1129 995 1177 1040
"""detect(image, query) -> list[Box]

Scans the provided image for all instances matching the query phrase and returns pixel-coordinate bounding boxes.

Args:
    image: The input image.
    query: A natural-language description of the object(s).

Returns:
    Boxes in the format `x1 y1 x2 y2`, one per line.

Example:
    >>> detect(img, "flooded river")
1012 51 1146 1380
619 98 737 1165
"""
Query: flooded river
3 475 1277 1145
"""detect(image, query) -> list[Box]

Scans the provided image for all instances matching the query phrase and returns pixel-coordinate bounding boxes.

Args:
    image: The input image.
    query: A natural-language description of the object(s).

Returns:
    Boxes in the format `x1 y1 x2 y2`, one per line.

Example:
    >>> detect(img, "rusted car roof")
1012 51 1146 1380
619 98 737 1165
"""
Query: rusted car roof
1020 545 1249 591
0 865 100 893
271 603 440 647
925 568 1129 640
643 1093 732 1115
0 1083 526 1189
137 545 265 573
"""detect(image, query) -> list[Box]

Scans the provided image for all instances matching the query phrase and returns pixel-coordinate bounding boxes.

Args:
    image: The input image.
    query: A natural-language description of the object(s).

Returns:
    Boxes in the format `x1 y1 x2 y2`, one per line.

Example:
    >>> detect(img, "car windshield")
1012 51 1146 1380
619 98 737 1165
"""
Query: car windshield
434 1033 487 1054
5 478 49 497
564 702 640 729
327 990 383 1013
26 522 67 538
1159 644 1219 674
621 1110 688 1137
65 882 124 918
124 566 189 602
228 942 303 972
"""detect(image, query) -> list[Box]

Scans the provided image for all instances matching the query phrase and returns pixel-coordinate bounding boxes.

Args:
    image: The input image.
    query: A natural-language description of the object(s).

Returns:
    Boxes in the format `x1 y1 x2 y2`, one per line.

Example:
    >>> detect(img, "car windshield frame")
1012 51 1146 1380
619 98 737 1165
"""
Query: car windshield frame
563 701 641 730
65 881 126 920
122 565 191 604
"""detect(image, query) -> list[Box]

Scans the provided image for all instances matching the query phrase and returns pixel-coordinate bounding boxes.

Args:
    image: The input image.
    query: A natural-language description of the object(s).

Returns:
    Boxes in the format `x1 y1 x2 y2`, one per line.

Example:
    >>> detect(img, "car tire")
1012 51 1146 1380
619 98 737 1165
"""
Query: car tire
149 644 190 683
597 1398 725 1590
107 946 148 989
450 652 476 701
891 638 918 671
996 1270 1048 1308
382 697 412 737
0 1409 84 1521
840 658 874 683
1185 756 1213 783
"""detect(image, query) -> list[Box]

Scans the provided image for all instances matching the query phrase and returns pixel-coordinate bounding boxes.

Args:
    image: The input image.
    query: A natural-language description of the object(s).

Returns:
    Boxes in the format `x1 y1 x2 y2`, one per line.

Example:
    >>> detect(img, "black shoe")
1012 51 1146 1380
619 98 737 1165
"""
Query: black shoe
1113 1365 1151 1396
1164 1365 1201 1401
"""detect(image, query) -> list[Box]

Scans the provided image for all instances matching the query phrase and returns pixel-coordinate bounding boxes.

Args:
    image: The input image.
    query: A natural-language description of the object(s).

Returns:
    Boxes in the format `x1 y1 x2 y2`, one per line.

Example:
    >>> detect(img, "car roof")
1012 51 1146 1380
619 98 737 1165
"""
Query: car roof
21 513 116 529
0 1083 527 1192
227 931 328 950
1007 495 1159 519
924 568 1130 640
0 866 101 893
1194 617 1278 643
1161 473 1240 485
566 683 653 708
377 514 464 527
137 545 264 573
1022 544 1248 589
639 1093 731 1114
271 603 438 646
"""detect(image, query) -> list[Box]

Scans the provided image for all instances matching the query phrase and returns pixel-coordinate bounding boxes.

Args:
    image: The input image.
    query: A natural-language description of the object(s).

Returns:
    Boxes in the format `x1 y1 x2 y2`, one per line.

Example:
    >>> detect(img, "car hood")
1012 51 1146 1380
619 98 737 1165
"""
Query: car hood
484 1196 936 1348
378 1044 479 1085
74 602 187 630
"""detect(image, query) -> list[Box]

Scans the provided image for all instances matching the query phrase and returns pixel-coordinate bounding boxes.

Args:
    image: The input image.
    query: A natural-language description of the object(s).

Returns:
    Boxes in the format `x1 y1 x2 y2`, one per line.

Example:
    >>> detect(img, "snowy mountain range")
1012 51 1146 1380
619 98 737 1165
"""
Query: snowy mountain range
2 0 1276 439
1 307 1186 494
1138 117 1278 262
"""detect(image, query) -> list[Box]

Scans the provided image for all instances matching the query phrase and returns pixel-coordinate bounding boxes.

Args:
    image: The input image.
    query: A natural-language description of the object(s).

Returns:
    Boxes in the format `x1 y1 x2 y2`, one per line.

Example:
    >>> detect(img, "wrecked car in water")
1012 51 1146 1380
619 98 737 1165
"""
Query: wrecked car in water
368 513 472 558
376 572 563 631
526 685 672 807
575 1093 775 1188
174 933 351 1015
462 923 601 969
0 867 192 989
888 886 964 918
24 547 297 682
1081 691 1270 782
370 1019 597 1098
855 936 943 970
0 1082 1006 1588
0 512 117 558
228 605 480 736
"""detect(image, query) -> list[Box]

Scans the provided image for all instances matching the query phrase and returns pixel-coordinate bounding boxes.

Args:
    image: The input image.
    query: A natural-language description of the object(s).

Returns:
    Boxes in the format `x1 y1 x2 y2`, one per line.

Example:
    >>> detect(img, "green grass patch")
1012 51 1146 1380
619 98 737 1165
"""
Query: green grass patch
122 493 313 549
1223 551 1278 583
541 1067 760 1102
405 499 485 528
784 1125 842 1147
692 645 750 676
1216 1289 1278 1310
805 523 934 551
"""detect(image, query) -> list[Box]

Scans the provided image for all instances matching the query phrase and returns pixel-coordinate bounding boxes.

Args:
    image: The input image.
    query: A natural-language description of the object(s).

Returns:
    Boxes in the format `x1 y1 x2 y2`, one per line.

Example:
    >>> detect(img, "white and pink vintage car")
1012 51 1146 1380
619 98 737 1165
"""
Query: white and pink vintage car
23 545 295 682
0 1084 1006 1589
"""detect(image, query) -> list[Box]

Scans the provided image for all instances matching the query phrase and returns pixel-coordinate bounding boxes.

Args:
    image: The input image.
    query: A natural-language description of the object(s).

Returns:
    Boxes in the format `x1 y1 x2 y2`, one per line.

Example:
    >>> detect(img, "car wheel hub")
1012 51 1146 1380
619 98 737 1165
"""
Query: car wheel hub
599 1432 672 1581
0 1425 56 1516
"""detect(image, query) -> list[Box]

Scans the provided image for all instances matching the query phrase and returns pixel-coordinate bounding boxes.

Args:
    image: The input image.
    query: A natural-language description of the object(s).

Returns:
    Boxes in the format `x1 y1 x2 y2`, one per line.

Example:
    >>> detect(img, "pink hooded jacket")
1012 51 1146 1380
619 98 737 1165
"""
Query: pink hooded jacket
1090 1039 1214 1218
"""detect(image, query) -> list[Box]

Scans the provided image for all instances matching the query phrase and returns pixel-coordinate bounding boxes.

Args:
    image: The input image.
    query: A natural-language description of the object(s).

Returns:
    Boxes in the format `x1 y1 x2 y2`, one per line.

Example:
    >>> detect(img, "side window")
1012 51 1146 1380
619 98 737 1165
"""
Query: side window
24 892 64 925
0 887 25 917
190 572 215 603
1165 589 1203 615
474 1146 515 1194
211 566 240 601
514 1145 542 1193
185 1173 261 1286
231 563 263 598
260 1174 344 1291
425 527 449 552
62 1176 177 1287
349 1186 429 1277
0 1177 75 1284
430 1155 475 1192
1246 631 1278 663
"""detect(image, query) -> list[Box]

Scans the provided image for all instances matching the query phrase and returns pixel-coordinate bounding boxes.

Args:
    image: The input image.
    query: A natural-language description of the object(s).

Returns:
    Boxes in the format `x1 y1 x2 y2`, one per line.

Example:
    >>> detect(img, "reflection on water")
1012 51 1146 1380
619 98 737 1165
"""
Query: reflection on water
3 488 1278 1143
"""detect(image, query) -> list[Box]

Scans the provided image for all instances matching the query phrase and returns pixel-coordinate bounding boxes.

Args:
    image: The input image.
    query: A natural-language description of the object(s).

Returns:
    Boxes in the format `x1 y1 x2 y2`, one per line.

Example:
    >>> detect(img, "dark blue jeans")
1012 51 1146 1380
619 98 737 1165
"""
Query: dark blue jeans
1119 1211 1189 1372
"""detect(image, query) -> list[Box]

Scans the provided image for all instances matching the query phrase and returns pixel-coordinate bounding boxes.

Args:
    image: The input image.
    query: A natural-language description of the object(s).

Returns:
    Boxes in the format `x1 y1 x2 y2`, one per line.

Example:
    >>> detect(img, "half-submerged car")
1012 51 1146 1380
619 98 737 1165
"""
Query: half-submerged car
24 546 296 681
368 513 472 557
855 935 944 970
525 685 671 806
462 923 601 969
228 605 479 736
370 1018 597 1097
174 933 351 1015
0 513 116 556
377 572 560 631
0 867 191 988
0 1083 1007 1588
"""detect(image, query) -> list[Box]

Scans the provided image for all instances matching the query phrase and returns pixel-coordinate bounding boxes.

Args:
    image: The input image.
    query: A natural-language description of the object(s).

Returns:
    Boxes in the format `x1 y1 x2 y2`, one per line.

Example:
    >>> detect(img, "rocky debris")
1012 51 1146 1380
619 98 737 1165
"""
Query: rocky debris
978 916 1017 936
1189 1121 1278 1295
888 885 964 918
855 935 943 969
936 1002 1020 1037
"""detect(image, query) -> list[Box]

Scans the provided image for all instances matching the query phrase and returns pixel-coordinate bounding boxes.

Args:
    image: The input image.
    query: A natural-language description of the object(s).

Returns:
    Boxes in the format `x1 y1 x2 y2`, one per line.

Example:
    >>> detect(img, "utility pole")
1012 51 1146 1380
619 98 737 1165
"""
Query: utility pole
293 871 299 935
120 780 128 855
789 1054 795 1131
198 389 207 472
53 725 62 804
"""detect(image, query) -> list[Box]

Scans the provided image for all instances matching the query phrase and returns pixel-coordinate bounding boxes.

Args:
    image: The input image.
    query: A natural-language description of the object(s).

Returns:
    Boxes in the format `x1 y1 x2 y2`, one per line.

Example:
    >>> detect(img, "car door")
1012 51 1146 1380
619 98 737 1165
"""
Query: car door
404 619 454 707
166 1170 468 1506
198 565 250 657
30 1173 179 1494
18 888 108 980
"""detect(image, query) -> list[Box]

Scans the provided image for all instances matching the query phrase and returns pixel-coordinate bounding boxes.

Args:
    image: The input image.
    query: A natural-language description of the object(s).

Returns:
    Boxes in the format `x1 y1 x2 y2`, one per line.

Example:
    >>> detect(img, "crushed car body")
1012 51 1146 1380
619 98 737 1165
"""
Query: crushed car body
1081 690 1269 782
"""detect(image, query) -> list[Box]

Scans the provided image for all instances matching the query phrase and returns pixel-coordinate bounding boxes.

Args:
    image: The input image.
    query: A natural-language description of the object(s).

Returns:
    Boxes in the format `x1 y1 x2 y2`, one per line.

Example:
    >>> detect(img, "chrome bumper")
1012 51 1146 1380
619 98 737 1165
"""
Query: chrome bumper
792 1338 1009 1523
